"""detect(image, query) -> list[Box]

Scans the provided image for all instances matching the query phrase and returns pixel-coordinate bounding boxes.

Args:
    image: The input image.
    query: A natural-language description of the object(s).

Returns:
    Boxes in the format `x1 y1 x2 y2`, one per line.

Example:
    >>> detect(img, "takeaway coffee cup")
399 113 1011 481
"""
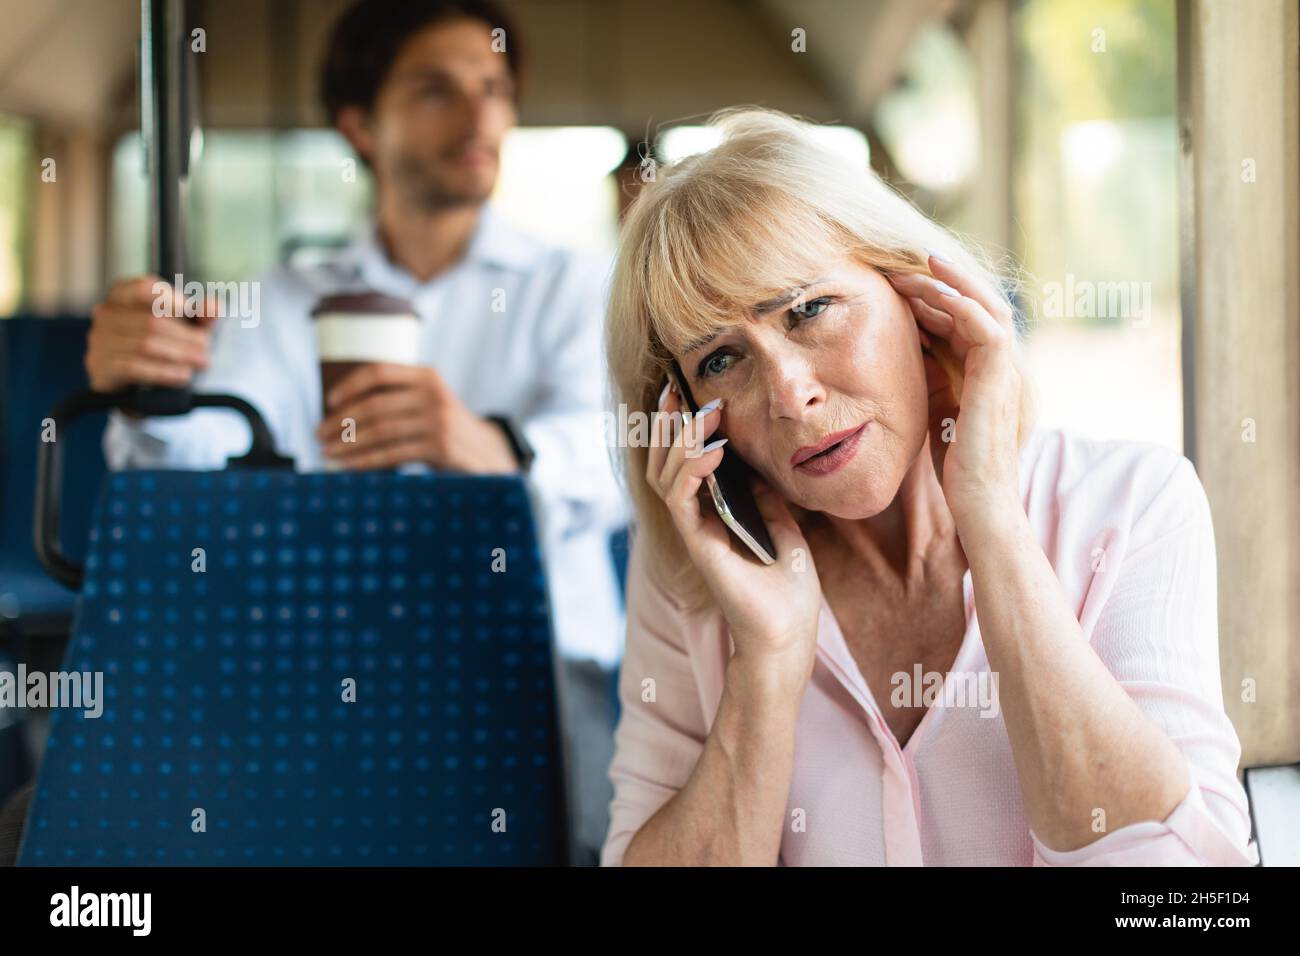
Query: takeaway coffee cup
312 291 421 417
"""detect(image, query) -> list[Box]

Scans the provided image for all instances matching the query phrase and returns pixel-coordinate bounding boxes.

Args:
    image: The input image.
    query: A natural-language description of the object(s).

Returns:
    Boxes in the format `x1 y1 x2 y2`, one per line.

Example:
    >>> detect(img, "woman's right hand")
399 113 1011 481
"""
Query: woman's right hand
647 380 823 686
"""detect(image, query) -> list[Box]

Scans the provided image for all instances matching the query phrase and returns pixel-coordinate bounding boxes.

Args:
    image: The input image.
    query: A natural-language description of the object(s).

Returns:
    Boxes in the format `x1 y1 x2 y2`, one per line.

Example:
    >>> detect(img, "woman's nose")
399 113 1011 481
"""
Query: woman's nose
762 353 824 419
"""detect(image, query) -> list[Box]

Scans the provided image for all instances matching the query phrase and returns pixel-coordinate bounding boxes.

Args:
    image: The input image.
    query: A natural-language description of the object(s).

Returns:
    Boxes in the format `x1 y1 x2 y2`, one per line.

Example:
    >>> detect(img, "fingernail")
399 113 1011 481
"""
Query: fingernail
934 280 960 297
658 381 670 409
701 438 728 453
697 398 722 418
925 246 953 264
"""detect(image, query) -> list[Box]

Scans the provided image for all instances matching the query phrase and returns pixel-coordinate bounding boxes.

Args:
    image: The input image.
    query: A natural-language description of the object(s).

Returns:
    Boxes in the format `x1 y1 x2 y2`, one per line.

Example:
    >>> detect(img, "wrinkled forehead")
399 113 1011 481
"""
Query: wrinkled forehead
643 187 857 358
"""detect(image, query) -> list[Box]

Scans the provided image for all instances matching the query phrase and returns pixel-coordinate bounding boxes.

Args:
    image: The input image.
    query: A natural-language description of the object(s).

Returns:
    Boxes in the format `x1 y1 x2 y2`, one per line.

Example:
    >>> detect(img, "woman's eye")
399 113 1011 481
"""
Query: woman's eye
791 297 831 320
698 352 734 378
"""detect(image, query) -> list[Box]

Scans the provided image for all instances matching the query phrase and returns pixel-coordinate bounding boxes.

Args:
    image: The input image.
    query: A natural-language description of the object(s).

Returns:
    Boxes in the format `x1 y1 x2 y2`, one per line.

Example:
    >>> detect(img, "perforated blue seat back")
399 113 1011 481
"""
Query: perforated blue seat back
19 469 568 865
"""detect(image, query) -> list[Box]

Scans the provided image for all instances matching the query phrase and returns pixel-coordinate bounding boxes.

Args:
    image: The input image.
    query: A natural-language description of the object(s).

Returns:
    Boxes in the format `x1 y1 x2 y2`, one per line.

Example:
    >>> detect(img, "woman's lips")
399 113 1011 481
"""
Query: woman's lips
792 423 868 476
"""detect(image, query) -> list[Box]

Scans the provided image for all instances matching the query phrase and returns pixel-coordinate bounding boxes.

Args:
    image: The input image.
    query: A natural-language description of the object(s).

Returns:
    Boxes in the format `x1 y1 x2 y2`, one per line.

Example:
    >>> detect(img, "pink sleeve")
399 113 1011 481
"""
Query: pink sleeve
1031 774 1257 866
1031 457 1258 867
600 533 710 866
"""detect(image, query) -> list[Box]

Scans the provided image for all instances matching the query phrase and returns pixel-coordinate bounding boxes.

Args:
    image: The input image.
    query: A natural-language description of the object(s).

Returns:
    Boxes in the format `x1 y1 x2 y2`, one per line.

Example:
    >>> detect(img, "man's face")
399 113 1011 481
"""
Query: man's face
354 18 516 209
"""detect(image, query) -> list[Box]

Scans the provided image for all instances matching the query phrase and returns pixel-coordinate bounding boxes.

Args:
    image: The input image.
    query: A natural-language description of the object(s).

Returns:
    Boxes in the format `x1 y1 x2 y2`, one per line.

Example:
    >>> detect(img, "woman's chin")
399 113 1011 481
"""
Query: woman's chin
788 468 900 521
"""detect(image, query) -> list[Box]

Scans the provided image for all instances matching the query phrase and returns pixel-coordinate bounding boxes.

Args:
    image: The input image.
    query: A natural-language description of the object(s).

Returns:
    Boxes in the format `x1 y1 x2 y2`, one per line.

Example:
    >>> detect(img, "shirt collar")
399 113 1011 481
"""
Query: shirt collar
332 204 543 296
463 204 546 271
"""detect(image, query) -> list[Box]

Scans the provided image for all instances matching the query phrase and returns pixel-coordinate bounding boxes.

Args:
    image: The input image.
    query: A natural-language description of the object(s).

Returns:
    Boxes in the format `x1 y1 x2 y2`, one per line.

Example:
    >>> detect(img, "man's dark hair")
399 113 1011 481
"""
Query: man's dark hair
320 0 522 125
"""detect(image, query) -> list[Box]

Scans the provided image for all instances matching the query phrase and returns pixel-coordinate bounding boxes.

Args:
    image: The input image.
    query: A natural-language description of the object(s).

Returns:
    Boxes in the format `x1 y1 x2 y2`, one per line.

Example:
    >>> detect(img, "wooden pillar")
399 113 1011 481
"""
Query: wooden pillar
27 128 106 312
1178 0 1300 768
964 0 1013 255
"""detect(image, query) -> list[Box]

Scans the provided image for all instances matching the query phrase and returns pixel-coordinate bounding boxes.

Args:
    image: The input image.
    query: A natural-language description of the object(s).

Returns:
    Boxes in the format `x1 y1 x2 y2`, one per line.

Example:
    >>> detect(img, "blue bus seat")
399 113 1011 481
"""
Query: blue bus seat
18 469 569 865
0 317 108 636
608 525 630 603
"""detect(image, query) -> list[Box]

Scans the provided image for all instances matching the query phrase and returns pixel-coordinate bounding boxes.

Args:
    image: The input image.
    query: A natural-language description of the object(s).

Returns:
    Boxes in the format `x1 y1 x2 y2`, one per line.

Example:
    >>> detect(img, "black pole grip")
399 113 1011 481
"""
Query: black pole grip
133 0 195 413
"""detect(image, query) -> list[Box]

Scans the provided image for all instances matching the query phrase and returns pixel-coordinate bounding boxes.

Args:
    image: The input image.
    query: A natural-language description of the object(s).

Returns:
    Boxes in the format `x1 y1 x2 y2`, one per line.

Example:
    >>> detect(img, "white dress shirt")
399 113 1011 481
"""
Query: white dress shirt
103 206 629 667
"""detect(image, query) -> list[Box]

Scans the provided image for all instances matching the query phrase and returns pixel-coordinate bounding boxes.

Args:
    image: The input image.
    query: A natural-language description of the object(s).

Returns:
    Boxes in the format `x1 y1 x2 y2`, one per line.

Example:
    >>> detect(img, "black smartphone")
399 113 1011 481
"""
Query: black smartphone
667 359 776 565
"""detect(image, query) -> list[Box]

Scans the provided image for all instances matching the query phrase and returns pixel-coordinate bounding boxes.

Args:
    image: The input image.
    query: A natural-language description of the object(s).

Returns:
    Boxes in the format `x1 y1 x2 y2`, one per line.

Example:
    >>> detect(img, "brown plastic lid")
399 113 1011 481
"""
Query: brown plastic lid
311 291 416 317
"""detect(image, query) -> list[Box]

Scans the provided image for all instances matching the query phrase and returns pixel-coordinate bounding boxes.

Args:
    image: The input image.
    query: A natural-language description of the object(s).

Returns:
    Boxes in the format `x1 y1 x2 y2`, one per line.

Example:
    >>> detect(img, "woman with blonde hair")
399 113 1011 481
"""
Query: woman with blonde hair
601 107 1257 866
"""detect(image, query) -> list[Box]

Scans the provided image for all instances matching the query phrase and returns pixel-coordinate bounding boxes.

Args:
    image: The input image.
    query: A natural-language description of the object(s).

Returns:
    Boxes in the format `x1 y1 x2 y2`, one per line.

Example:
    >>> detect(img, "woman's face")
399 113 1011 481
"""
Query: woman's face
676 255 933 519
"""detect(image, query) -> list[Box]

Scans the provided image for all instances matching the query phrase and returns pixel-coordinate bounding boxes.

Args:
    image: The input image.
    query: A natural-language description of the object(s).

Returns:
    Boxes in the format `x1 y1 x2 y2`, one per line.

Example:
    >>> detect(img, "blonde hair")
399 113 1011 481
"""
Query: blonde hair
607 107 1035 610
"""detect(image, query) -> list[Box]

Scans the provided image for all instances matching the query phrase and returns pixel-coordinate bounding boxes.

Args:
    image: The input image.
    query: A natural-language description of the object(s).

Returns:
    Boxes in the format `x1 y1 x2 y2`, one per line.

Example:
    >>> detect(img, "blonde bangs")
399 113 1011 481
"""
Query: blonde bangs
638 168 855 361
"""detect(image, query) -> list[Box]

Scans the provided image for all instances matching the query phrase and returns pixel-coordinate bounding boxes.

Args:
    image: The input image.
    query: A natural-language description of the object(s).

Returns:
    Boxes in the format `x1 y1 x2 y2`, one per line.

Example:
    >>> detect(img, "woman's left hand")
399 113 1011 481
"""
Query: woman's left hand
887 255 1024 535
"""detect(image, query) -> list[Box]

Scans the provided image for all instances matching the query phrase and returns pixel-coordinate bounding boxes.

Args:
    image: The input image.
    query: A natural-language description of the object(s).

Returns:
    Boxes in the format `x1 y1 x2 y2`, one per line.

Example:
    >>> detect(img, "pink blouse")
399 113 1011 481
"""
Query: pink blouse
601 428 1260 866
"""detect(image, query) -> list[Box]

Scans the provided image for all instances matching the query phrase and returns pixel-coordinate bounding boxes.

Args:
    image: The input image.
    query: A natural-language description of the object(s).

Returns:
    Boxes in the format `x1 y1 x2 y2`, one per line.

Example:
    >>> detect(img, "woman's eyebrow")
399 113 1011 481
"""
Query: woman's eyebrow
682 330 720 355
751 278 829 316
679 277 832 354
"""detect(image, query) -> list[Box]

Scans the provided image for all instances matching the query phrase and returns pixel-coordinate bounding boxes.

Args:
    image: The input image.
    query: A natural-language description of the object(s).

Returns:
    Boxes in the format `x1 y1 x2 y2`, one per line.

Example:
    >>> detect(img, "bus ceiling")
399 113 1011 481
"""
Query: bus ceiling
0 0 937 134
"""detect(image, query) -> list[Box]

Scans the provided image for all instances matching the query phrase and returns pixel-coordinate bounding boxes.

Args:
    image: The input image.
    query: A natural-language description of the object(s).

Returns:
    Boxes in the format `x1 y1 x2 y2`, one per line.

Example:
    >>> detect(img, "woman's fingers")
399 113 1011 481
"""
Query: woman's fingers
649 390 725 505
661 408 732 558
647 390 738 554
682 398 723 459
664 439 727 521
660 400 724 499
888 271 1009 357
907 295 955 336
646 379 697 483
645 381 677 486
924 252 1015 330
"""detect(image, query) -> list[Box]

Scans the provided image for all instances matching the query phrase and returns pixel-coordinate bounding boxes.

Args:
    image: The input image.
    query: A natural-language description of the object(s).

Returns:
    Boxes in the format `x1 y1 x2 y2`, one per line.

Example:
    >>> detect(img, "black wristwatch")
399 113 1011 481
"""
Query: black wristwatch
486 415 535 472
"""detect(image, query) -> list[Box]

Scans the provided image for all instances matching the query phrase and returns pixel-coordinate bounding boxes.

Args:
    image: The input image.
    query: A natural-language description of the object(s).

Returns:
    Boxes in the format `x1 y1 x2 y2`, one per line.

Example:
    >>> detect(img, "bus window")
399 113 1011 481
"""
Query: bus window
0 115 35 313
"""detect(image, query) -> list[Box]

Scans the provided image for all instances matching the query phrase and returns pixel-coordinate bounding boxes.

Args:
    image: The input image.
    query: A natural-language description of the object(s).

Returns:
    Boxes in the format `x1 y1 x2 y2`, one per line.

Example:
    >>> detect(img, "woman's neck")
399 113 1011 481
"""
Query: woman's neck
802 433 962 586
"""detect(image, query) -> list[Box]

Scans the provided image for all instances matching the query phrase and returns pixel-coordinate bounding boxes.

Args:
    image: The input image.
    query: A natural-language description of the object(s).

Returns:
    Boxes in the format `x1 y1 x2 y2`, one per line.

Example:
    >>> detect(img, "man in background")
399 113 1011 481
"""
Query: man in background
84 0 625 864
